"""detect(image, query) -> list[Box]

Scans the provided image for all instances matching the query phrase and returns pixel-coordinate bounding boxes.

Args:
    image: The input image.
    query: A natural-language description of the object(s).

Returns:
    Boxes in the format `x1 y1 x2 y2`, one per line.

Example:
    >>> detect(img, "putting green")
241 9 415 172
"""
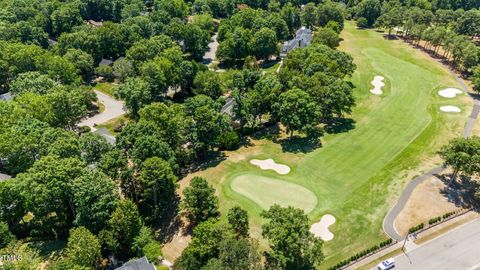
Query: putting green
231 174 317 213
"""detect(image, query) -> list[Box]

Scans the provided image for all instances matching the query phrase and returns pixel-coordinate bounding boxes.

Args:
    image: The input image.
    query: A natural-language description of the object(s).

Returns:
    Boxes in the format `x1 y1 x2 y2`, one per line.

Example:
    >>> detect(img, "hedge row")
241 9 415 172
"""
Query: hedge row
408 223 424 234
328 239 393 270
428 217 441 225
410 210 459 233
443 211 456 219
429 211 457 225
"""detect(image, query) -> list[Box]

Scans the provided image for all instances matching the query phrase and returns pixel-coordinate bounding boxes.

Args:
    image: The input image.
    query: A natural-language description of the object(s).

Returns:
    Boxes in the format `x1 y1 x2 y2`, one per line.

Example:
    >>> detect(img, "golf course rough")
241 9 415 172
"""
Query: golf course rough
192 21 469 269
230 174 317 213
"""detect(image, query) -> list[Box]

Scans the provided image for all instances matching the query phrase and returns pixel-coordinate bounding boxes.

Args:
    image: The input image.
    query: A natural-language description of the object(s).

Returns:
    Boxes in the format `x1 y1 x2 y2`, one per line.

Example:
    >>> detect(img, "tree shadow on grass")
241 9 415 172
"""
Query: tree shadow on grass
437 173 479 209
249 123 281 141
324 118 356 134
156 196 184 244
26 240 66 259
183 151 227 176
277 135 322 154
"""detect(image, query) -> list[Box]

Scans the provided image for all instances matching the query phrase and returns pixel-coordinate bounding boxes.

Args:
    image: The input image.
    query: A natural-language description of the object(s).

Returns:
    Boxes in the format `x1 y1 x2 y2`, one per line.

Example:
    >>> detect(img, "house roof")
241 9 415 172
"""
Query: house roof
0 173 11 182
115 257 156 270
280 27 312 56
99 59 114 66
0 92 12 102
88 20 103 27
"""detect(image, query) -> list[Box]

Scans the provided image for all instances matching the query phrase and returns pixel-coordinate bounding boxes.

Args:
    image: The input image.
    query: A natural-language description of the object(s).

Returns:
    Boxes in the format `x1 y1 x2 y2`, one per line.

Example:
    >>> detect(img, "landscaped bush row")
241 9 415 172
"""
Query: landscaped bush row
428 216 441 225
443 211 456 219
327 239 394 270
410 210 459 233
408 223 424 234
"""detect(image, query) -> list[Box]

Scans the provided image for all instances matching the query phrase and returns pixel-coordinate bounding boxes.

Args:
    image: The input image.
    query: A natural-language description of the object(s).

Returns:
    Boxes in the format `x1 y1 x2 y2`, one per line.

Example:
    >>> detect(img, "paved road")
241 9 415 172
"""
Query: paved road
78 90 125 131
375 218 480 270
221 96 234 116
382 57 480 240
202 33 218 65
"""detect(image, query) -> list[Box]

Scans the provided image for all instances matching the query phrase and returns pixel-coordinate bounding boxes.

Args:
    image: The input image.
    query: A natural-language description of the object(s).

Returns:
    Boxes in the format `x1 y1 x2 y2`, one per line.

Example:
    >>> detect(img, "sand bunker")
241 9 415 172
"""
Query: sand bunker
370 76 385 95
310 214 336 241
438 88 463 98
250 159 290 175
440 106 461 113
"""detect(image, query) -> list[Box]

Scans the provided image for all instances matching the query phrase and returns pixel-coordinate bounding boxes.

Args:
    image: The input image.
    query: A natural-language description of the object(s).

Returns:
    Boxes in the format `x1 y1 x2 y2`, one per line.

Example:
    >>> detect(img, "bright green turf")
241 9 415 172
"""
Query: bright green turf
194 21 470 268
231 174 318 213
94 82 115 96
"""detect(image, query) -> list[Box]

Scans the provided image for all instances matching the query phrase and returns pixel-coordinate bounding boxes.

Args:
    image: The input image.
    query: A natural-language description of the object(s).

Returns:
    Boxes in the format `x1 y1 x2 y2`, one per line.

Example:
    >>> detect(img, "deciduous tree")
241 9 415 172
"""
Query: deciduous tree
261 205 324 270
182 177 218 224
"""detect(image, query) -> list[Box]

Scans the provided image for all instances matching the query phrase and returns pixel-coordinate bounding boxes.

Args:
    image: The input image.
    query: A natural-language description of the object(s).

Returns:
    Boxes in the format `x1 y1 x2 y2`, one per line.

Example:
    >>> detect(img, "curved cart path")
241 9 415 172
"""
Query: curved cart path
78 90 125 132
383 60 480 241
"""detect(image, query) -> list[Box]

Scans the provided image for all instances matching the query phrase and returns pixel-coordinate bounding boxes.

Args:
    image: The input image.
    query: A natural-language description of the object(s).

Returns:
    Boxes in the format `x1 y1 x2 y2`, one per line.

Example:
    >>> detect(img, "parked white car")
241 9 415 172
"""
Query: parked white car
377 258 395 270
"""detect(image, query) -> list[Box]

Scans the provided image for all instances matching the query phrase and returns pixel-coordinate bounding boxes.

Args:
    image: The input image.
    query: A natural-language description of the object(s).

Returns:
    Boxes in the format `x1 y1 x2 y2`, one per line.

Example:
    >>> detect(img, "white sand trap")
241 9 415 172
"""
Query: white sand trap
370 76 385 95
310 214 336 241
250 159 290 175
440 105 461 113
438 88 463 98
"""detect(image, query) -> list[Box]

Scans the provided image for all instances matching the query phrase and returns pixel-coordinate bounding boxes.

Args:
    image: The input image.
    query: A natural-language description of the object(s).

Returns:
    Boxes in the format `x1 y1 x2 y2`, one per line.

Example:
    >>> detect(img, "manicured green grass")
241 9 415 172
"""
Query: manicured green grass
260 61 281 74
188 21 470 268
231 174 317 213
94 82 116 96
96 115 129 135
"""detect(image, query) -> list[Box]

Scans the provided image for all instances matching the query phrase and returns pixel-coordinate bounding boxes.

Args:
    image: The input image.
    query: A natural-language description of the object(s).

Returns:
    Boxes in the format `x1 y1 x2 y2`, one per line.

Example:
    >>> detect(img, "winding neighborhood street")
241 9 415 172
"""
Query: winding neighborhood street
78 90 125 131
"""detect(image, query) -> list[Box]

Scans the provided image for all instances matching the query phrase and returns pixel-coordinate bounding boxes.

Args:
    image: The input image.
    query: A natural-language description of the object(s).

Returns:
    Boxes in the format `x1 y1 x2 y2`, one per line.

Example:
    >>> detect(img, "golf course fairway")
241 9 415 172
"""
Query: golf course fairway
183 21 471 268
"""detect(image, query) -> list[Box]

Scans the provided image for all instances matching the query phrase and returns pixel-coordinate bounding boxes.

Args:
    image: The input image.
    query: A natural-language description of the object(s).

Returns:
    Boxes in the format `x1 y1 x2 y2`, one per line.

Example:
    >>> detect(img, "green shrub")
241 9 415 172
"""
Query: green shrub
408 223 424 234
95 64 114 82
443 211 455 219
78 125 91 134
356 17 368 28
428 216 441 225
218 131 240 150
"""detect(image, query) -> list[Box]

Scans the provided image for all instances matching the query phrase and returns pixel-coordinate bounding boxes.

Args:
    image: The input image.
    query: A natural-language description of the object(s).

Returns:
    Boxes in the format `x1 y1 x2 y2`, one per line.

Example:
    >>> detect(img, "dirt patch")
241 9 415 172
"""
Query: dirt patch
394 176 461 236
161 231 192 263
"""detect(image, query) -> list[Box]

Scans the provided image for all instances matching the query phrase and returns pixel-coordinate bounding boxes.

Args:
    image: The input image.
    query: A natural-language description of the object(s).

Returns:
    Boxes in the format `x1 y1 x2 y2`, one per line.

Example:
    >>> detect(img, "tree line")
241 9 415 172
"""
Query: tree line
348 0 480 88
215 1 345 63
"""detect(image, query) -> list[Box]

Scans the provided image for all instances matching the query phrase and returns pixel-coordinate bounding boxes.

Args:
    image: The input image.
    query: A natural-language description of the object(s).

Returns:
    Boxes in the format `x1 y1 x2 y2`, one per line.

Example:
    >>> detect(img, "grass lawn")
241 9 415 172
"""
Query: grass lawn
94 82 116 96
96 115 129 135
260 60 281 74
179 21 471 268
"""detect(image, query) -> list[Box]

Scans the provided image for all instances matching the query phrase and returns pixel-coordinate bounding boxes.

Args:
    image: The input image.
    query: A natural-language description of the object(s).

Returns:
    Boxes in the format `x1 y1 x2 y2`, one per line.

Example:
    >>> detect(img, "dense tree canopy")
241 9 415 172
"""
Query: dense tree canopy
0 0 383 268
261 205 324 270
